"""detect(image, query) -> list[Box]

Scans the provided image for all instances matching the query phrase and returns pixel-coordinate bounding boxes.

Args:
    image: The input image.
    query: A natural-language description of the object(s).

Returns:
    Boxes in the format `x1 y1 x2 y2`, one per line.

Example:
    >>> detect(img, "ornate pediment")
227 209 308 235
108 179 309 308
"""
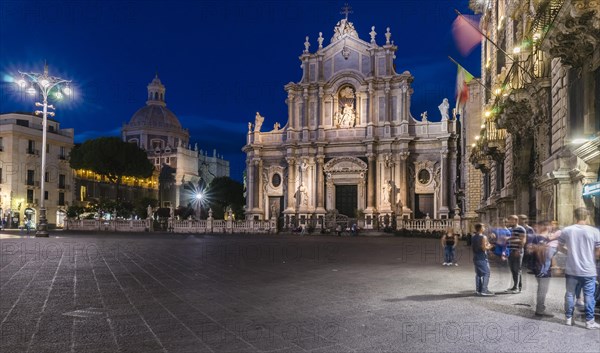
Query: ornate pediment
331 19 359 43
324 156 367 173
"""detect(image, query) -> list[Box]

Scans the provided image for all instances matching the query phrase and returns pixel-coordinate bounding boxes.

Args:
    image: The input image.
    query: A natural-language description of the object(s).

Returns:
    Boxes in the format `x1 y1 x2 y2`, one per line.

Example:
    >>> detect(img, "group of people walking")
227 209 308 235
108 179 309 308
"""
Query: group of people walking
461 208 600 329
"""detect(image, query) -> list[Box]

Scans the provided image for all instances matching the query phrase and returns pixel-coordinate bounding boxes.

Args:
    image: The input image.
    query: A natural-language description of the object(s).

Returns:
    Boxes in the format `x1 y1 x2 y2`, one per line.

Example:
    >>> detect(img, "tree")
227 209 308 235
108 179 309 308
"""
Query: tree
207 177 245 219
70 137 154 201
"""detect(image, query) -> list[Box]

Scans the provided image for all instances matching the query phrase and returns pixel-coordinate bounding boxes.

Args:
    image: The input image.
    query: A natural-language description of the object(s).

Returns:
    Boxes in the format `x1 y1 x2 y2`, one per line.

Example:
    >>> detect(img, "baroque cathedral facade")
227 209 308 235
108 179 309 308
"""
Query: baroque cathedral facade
243 16 459 228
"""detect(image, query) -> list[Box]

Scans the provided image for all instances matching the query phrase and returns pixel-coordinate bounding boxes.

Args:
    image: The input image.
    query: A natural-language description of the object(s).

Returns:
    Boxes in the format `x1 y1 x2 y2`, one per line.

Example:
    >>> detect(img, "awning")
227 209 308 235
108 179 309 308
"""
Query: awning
582 182 600 197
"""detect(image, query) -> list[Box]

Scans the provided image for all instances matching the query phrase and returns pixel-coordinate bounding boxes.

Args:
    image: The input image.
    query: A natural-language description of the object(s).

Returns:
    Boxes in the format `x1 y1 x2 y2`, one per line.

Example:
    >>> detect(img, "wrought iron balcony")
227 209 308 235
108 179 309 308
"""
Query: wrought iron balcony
469 143 491 171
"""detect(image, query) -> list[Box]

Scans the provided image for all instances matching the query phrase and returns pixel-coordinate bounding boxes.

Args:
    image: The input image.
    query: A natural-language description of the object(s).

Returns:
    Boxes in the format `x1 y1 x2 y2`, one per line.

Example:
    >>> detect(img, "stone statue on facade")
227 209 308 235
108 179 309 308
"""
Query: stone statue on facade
304 36 310 53
420 111 428 122
147 205 153 220
395 194 403 214
248 122 253 132
254 112 264 132
370 26 377 44
438 98 450 120
382 180 392 205
334 104 356 128
317 32 324 49
270 201 278 219
385 27 391 45
297 183 308 207
273 122 280 131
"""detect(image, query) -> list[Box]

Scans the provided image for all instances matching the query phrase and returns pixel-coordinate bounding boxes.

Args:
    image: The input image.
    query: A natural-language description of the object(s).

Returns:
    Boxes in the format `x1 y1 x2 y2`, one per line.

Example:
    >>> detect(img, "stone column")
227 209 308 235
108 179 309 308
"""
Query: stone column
399 151 410 216
246 159 253 213
439 149 449 218
257 160 264 216
366 154 377 212
287 92 295 129
285 157 296 212
302 89 309 141
253 159 260 210
316 156 326 213
449 150 458 212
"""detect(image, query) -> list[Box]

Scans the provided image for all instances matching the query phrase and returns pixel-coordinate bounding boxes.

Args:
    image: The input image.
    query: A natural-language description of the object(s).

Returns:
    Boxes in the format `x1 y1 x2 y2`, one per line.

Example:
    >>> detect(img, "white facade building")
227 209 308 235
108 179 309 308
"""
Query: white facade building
243 16 459 229
0 112 74 228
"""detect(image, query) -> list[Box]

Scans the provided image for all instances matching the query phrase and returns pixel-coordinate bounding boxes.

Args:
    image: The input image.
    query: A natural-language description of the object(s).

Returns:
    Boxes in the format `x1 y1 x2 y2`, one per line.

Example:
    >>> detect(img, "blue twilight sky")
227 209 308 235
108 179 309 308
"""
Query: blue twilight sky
0 0 480 182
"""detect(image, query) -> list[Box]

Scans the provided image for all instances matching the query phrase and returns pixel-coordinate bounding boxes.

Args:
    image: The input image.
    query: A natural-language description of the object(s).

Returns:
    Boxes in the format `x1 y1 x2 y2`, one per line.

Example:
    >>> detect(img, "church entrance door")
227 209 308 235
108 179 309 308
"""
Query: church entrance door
336 185 357 217
415 194 434 219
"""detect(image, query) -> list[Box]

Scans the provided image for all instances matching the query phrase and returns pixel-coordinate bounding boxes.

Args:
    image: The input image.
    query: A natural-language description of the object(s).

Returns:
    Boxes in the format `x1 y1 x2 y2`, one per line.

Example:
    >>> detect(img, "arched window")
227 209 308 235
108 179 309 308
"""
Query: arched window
160 93 163 101
154 92 159 100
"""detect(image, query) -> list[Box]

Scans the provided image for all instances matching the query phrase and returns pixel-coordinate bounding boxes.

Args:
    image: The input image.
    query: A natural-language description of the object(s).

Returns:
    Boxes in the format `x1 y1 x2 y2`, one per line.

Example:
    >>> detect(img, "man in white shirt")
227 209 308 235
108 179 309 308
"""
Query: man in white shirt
558 207 600 329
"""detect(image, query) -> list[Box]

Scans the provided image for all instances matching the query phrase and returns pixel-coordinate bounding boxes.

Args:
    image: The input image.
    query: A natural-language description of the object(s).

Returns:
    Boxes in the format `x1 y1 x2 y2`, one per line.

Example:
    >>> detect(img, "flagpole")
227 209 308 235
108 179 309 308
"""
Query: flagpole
454 9 535 81
448 56 493 95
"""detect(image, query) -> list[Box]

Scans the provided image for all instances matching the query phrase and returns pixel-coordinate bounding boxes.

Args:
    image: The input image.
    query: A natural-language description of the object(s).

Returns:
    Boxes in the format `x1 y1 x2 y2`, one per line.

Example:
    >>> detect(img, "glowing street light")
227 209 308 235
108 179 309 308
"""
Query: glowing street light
15 63 72 237
195 192 204 219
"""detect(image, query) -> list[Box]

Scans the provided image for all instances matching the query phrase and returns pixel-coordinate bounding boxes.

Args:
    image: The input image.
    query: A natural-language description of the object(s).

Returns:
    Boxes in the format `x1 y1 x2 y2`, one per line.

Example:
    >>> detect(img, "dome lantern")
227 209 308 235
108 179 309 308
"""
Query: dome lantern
146 73 166 107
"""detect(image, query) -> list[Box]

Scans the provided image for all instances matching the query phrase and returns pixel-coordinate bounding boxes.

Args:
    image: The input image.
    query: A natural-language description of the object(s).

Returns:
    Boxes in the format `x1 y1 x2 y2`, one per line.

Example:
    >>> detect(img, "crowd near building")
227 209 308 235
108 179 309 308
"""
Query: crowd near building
243 13 461 229
0 74 230 228
465 0 599 229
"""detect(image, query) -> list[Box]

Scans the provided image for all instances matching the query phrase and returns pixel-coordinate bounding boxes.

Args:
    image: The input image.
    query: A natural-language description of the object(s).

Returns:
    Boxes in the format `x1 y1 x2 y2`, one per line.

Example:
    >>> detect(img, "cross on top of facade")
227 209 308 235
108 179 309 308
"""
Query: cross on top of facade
340 3 352 20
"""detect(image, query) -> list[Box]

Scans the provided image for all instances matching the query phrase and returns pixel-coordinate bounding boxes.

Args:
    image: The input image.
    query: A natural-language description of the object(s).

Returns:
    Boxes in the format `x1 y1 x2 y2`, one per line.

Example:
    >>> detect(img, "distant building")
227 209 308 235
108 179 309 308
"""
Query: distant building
122 74 230 208
0 112 74 228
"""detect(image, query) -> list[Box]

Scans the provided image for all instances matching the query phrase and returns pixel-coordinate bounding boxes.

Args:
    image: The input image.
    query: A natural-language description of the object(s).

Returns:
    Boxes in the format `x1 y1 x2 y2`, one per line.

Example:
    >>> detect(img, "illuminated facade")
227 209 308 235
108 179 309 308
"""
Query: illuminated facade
74 169 158 204
243 15 459 227
469 0 600 226
0 112 74 228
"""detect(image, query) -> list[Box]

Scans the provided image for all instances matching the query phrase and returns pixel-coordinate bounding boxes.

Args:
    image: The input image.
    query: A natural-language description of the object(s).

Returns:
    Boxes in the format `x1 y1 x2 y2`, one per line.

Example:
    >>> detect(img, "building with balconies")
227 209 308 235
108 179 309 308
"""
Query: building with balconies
469 0 599 226
0 112 74 228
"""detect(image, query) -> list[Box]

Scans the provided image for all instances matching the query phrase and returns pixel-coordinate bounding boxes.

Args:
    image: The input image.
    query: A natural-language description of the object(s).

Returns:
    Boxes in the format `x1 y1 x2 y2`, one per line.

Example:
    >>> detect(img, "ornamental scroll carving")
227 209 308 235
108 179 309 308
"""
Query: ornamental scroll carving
497 96 533 138
547 1 600 69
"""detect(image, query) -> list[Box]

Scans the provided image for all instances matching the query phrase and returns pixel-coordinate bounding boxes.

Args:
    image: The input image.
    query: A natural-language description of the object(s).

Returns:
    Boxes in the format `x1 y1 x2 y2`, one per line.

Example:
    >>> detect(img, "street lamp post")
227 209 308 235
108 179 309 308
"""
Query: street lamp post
16 63 72 237
195 192 203 220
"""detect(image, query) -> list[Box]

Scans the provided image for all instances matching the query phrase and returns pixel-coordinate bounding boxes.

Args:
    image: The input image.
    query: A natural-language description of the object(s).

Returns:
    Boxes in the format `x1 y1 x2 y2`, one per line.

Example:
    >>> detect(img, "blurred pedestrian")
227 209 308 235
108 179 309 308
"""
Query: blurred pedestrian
538 220 561 277
492 218 511 261
558 207 600 329
520 215 536 273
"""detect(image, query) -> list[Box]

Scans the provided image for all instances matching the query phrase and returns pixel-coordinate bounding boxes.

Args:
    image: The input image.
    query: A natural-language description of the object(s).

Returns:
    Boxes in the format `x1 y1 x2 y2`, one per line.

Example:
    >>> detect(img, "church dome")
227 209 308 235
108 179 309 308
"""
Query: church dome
126 73 183 129
128 105 182 129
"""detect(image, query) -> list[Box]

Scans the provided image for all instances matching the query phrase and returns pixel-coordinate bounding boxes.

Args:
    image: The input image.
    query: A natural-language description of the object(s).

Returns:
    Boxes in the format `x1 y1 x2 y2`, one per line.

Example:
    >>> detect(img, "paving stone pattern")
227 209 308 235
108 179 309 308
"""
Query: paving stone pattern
1 232 599 352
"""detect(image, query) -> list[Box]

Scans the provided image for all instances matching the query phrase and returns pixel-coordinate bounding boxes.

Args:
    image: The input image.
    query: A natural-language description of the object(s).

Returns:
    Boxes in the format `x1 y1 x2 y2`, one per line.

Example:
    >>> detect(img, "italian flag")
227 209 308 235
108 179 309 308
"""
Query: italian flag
455 64 474 115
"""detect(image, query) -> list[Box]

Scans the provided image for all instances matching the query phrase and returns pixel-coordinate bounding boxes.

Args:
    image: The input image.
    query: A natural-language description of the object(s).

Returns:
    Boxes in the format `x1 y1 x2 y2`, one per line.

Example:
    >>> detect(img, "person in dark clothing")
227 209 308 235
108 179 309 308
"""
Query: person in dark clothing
441 227 459 266
506 215 527 294
519 214 536 273
472 223 495 296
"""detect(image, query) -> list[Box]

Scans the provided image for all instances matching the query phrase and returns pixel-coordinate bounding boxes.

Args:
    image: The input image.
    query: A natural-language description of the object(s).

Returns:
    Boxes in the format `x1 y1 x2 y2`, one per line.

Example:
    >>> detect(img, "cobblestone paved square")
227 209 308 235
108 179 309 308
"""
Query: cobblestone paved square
1 232 599 352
